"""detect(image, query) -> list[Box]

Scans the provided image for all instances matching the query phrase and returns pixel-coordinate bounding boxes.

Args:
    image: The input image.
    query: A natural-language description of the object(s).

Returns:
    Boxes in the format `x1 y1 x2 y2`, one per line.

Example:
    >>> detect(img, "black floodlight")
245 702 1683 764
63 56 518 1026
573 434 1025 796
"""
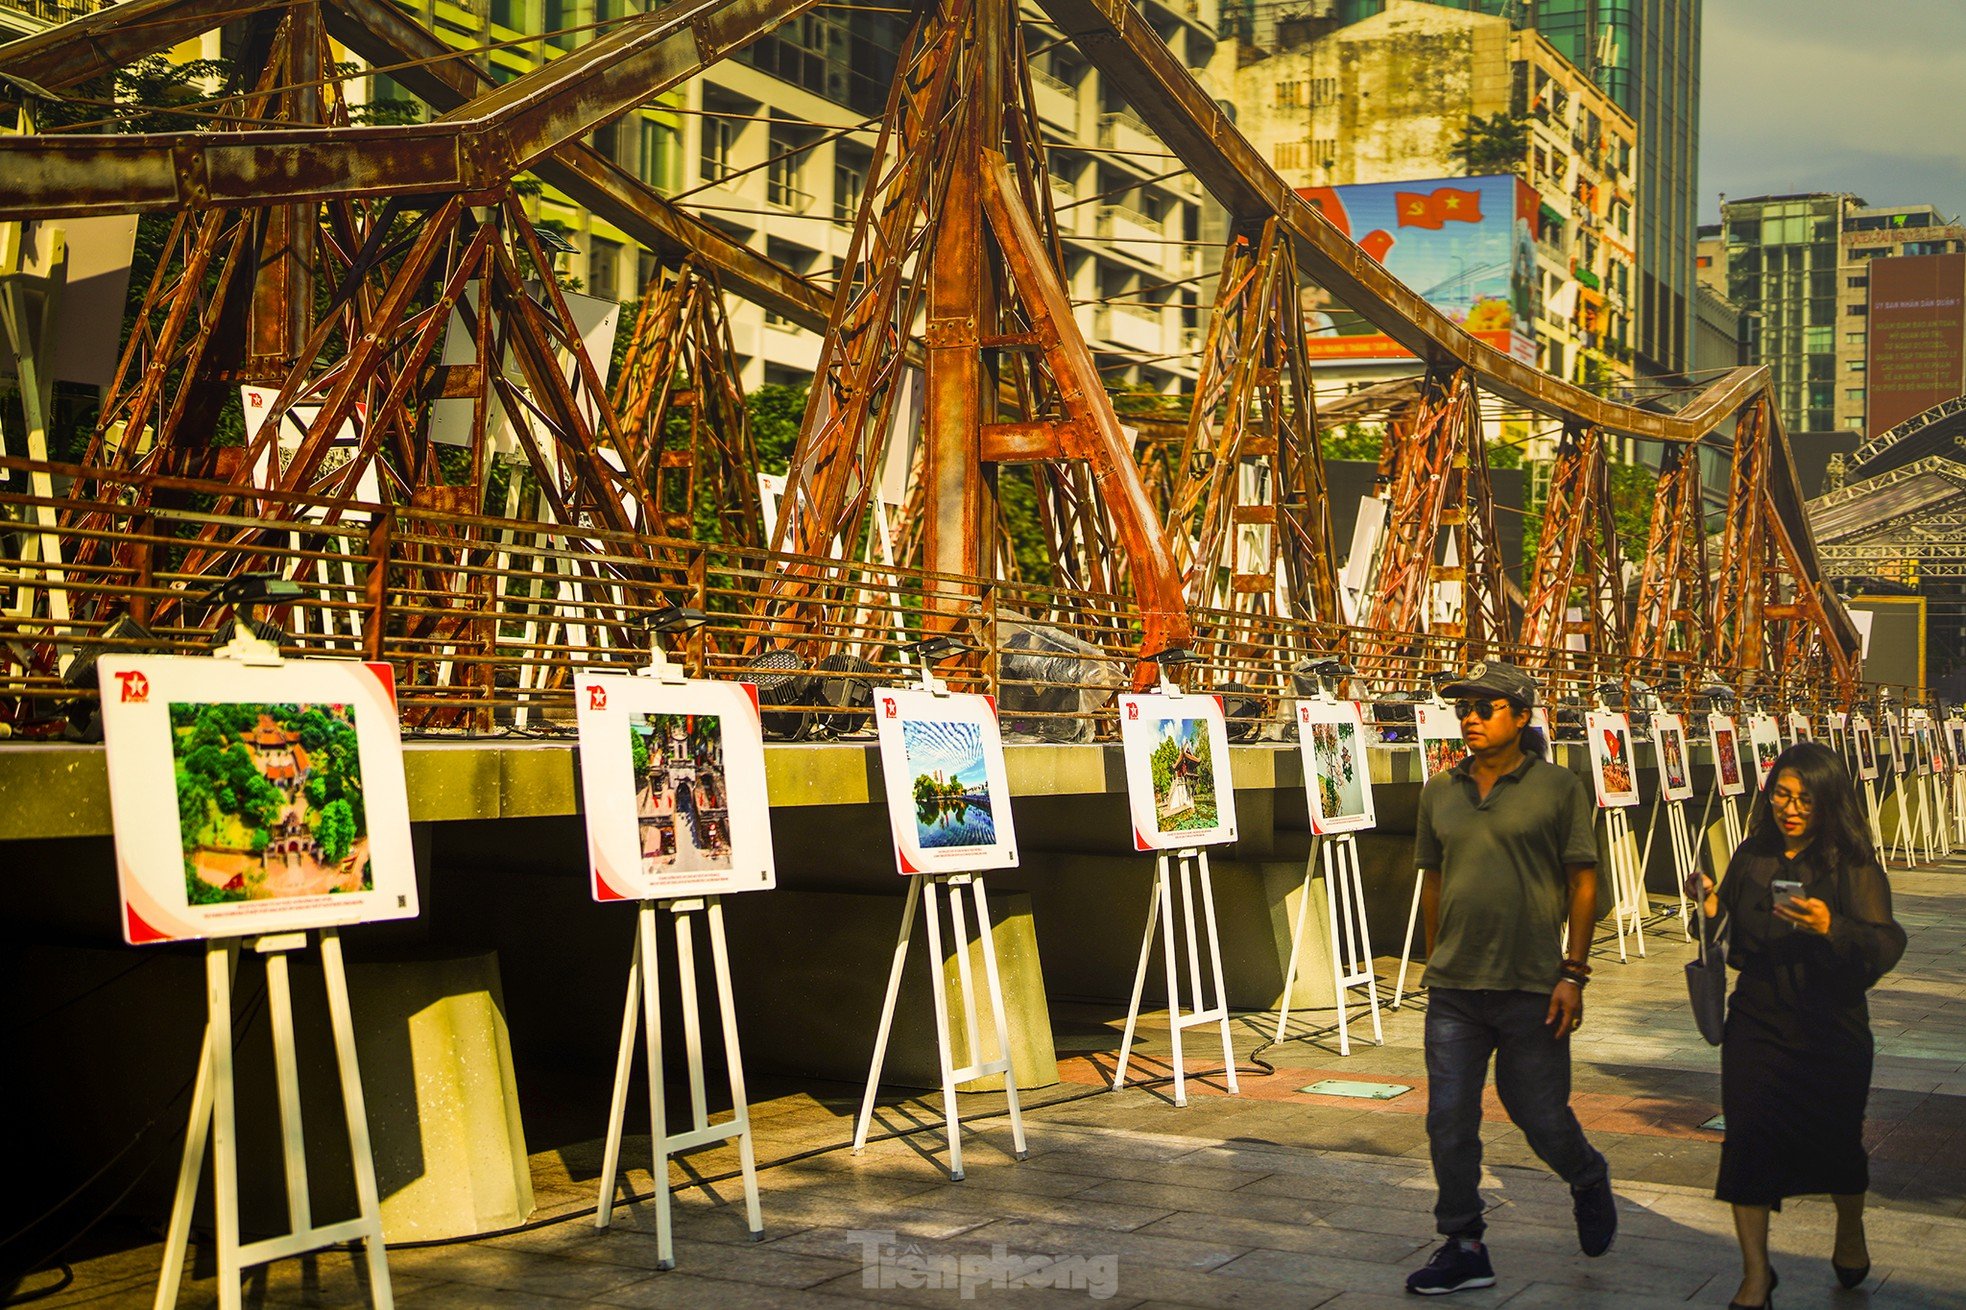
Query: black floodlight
644 602 709 635
1700 677 1737 704
197 572 302 611
1146 646 1204 668
1300 657 1356 679
61 614 162 691
1427 668 1459 687
896 634 970 663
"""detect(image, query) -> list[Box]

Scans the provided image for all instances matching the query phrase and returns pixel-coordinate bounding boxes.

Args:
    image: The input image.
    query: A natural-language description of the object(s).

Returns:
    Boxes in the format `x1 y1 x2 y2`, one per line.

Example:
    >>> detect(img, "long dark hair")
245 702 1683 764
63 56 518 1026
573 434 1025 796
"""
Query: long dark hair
1746 741 1873 870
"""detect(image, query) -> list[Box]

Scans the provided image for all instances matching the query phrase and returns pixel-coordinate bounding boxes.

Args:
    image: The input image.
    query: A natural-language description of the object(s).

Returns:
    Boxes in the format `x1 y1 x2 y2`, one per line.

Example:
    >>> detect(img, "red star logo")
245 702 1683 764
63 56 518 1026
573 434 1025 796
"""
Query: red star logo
588 684 607 711
116 670 149 704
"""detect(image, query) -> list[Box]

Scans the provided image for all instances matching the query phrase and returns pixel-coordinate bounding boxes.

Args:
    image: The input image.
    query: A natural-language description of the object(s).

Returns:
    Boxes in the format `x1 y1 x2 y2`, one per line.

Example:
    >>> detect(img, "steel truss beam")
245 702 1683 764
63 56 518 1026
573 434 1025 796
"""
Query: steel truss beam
1630 443 1711 673
1520 424 1625 670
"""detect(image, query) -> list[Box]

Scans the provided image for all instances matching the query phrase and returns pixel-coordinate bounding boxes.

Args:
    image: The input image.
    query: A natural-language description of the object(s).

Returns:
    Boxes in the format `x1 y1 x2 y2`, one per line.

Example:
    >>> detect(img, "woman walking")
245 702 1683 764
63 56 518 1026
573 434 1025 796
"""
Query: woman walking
1689 741 1906 1308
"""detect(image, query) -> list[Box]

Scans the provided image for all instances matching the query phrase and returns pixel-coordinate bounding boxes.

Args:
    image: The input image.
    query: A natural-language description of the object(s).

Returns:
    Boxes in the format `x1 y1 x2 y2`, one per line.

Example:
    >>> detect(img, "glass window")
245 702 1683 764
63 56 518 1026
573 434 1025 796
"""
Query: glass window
588 237 621 302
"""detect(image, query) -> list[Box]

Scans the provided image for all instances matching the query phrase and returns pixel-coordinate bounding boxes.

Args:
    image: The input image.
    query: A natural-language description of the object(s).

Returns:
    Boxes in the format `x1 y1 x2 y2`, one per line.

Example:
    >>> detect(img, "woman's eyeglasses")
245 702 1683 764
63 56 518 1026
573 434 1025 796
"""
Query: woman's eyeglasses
1454 698 1513 721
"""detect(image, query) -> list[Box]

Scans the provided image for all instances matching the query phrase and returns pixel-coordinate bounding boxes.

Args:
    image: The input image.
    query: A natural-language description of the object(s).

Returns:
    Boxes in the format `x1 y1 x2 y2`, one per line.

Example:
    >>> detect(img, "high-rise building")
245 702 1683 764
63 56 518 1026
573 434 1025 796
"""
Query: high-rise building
1229 1 1637 394
1278 0 1700 380
1717 194 1965 437
1842 206 1966 436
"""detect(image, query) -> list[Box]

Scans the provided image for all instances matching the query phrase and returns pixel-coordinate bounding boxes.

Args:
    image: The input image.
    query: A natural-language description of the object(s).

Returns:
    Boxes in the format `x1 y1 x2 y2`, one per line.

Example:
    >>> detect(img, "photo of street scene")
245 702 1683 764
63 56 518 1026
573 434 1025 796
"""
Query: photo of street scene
630 712 731 873
1310 719 1366 822
903 719 998 849
170 702 369 905
1148 718 1220 833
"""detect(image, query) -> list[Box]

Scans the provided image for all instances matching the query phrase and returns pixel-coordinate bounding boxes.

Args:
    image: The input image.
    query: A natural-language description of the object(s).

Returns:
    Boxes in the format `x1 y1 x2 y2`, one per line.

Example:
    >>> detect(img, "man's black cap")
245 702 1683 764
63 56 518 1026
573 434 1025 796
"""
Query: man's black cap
1440 660 1536 710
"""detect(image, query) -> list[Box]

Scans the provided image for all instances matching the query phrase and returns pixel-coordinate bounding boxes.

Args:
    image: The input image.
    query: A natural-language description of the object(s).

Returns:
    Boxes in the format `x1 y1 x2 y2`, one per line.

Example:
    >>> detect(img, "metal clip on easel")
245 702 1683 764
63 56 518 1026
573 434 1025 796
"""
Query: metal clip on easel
199 573 302 666
637 601 708 685
896 633 968 696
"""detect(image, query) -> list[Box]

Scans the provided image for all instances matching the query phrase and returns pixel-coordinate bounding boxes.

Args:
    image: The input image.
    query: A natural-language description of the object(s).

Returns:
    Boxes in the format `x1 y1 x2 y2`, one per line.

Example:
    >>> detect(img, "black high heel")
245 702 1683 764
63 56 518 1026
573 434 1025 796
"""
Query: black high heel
1833 1258 1870 1289
1728 1267 1778 1310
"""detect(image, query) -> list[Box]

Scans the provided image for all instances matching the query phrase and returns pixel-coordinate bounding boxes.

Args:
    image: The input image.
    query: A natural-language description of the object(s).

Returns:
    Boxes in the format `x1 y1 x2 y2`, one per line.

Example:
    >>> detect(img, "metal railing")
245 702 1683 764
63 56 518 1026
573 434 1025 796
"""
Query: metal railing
0 457 1899 743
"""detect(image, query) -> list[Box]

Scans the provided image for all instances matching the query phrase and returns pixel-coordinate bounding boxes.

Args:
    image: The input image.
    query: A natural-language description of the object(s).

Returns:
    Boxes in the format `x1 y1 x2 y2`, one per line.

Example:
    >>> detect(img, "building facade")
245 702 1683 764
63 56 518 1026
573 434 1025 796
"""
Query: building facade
1717 194 1965 438
375 0 1214 397
1228 0 1637 394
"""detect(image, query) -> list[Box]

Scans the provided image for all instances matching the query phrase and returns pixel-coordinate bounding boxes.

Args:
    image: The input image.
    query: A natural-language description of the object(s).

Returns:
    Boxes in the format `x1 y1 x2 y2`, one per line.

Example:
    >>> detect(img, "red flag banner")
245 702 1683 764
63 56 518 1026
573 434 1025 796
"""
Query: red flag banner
1395 186 1485 229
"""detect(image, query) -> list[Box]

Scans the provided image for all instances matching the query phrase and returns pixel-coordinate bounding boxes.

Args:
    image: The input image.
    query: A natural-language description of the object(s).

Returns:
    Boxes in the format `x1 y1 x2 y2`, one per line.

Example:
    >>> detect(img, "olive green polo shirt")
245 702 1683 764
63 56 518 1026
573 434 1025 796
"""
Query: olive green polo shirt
1414 750 1600 994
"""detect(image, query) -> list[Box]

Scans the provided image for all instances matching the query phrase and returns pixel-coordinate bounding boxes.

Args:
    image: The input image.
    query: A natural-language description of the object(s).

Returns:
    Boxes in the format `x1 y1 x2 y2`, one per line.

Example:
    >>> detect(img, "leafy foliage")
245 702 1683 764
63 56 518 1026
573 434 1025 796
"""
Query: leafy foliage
1449 114 1531 176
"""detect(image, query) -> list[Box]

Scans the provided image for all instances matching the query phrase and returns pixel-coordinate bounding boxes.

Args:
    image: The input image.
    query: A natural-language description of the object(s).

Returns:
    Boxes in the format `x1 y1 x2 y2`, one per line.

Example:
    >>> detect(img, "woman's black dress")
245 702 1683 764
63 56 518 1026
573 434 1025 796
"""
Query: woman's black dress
1711 838 1906 1208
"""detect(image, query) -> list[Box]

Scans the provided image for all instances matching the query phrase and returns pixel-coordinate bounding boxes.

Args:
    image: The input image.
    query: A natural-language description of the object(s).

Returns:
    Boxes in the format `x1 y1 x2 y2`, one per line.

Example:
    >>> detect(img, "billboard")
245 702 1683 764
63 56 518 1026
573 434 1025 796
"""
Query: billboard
1297 175 1540 366
1866 252 1966 437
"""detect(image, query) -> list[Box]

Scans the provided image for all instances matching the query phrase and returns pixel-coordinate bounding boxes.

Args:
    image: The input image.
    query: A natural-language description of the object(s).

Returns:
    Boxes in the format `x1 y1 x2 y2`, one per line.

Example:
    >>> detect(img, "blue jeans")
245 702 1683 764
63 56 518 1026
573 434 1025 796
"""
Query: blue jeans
1425 987 1607 1239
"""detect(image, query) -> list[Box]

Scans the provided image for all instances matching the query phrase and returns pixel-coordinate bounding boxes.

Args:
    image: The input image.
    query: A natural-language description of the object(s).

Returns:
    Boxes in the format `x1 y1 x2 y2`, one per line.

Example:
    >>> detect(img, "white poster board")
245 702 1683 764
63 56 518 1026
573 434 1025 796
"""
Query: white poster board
1884 712 1906 775
98 656 417 943
1294 699 1376 834
573 671 775 901
1653 711 1695 803
1118 693 1238 850
1853 713 1880 781
1711 713 1747 797
1414 704 1468 778
1826 712 1848 762
1747 713 1784 788
1586 710 1640 808
1948 718 1966 774
872 688 1018 875
1787 711 1815 745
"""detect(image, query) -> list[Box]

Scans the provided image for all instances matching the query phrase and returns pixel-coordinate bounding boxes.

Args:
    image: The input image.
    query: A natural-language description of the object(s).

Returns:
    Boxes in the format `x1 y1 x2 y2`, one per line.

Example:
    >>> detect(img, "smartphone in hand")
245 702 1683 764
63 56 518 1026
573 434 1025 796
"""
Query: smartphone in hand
1771 878 1805 918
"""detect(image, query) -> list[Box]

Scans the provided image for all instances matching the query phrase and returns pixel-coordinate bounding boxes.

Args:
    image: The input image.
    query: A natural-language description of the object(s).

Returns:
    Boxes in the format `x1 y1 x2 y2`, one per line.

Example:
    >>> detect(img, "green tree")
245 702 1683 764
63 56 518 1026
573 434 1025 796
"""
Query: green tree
629 726 651 777
1449 114 1531 176
747 383 809 474
1321 423 1384 462
317 798 356 865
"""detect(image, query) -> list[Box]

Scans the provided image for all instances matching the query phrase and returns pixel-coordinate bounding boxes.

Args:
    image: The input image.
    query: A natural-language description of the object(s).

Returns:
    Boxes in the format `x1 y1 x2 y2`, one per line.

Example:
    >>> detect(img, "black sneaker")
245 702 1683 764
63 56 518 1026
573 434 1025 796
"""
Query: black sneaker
1405 1238 1496 1295
1572 1174 1617 1256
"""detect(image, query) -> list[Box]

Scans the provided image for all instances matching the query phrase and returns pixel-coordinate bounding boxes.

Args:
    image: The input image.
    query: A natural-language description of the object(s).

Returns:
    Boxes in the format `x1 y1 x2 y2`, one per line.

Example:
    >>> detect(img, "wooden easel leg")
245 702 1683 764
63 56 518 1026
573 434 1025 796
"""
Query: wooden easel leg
968 878 1027 1159
1161 856 1188 1107
154 946 232 1310
704 900 765 1238
595 924 643 1229
1321 837 1350 1056
1272 844 1316 1044
854 876 922 1152
210 942 242 1310
1112 859 1162 1093
1392 866 1425 1009
264 950 312 1239
319 929 393 1308
1344 839 1384 1045
1194 853 1238 1095
921 879 964 1181
634 904 675 1270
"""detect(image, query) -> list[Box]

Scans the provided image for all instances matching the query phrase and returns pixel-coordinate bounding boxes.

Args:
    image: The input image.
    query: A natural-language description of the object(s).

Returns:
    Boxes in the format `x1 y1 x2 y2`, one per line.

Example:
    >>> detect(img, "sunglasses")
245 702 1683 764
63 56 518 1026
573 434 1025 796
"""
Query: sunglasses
1454 698 1517 721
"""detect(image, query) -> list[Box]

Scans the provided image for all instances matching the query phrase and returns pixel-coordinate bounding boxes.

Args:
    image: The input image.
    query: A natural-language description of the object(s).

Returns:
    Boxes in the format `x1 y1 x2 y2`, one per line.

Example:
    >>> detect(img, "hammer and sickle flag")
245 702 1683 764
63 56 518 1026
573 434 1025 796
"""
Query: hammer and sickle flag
1395 186 1485 230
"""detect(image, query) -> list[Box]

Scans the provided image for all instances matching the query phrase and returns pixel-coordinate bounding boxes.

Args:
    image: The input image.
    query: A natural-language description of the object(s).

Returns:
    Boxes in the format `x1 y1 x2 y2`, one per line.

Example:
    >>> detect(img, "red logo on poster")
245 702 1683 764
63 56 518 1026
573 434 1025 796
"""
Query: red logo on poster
882 697 897 718
1300 706 1311 722
588 684 607 710
1126 702 1139 720
116 670 149 704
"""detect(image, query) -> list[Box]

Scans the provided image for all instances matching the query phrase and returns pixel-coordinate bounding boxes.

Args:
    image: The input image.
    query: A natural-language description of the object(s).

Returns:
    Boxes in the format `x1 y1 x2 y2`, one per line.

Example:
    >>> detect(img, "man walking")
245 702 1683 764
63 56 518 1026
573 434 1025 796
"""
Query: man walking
1405 661 1617 1295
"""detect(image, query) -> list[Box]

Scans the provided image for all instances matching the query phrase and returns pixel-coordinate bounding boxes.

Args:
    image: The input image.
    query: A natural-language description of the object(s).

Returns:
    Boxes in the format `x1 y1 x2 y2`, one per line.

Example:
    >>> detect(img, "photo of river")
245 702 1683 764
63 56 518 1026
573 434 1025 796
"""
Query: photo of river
902 719 997 849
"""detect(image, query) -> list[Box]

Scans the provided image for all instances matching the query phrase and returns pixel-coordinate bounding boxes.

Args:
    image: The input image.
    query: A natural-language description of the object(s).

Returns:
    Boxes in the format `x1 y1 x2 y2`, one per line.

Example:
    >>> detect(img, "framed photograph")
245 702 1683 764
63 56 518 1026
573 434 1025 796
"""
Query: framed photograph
1653 712 1695 803
1826 713 1848 762
873 688 1018 874
573 672 775 902
1119 693 1239 850
1747 714 1784 788
98 655 416 944
1294 699 1376 835
1586 711 1640 808
1710 713 1746 797
1852 713 1880 781
1884 712 1906 775
1912 721 1933 775
1786 711 1814 745
1415 704 1468 778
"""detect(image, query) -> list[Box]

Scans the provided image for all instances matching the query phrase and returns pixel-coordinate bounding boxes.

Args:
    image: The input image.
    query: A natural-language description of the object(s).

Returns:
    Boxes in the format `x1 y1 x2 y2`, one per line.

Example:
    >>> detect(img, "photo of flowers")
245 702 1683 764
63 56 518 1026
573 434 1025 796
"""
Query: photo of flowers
902 719 998 849
170 702 370 905
1295 700 1376 834
1414 704 1465 779
630 712 731 873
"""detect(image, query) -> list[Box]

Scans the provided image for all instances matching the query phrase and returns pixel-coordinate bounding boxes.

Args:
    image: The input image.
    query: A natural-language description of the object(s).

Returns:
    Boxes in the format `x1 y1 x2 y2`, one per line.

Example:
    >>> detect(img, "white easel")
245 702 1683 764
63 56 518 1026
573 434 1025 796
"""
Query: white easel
156 621 392 1310
1275 678 1381 1055
1112 667 1240 1106
1862 771 1887 865
1886 722 1919 868
594 622 762 1269
1393 697 1455 1010
1276 829 1382 1054
854 647 1027 1181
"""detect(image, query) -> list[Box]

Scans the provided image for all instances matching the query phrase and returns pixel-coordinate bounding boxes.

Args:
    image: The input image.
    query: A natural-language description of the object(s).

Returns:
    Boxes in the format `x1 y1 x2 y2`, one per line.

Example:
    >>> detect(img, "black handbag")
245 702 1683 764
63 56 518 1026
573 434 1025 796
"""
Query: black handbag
1685 899 1729 1046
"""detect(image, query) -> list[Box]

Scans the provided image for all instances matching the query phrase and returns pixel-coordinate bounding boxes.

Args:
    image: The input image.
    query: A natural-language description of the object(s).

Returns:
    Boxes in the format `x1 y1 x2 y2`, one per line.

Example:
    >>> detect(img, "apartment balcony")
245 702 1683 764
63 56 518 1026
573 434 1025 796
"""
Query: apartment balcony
1097 110 1161 163
1031 68 1080 134
1095 202 1166 268
766 167 814 215
1093 303 1167 355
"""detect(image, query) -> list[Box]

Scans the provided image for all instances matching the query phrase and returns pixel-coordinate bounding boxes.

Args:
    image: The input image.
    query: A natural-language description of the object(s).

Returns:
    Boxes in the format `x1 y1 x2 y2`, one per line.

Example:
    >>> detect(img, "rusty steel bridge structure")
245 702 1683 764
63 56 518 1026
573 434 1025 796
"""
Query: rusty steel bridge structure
0 0 1881 737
